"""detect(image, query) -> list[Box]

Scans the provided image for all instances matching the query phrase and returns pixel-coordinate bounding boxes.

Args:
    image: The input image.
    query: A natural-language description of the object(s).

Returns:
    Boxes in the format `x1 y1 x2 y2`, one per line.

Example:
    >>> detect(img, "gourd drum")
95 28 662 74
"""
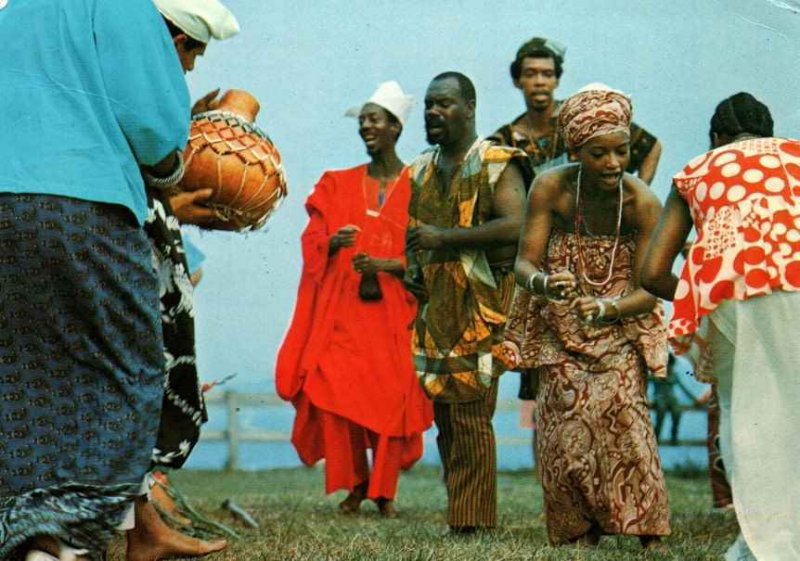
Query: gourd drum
180 90 287 231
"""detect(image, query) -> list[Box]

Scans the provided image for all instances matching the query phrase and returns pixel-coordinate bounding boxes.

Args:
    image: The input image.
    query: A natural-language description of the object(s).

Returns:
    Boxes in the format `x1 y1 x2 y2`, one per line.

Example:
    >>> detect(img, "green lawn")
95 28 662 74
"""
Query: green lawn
110 467 738 560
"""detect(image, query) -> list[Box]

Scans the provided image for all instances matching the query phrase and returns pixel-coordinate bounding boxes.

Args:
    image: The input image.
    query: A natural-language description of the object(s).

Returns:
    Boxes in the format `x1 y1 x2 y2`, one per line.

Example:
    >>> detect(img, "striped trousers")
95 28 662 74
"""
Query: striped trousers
433 379 499 529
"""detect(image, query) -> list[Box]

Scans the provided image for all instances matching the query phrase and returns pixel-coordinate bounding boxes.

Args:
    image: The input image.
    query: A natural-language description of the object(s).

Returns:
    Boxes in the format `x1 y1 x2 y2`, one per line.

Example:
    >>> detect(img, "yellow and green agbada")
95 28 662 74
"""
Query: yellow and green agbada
405 140 524 403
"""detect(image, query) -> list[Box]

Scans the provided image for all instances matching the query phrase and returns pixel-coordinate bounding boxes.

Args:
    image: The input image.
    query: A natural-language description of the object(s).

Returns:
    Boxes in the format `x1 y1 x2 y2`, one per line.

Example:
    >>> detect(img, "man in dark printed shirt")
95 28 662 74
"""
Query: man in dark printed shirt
488 36 662 185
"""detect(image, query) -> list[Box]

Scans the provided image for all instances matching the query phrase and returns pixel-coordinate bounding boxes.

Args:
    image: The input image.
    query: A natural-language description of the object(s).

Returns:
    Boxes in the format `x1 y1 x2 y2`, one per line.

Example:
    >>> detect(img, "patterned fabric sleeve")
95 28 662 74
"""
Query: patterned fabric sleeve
627 122 658 174
486 120 536 190
486 124 514 147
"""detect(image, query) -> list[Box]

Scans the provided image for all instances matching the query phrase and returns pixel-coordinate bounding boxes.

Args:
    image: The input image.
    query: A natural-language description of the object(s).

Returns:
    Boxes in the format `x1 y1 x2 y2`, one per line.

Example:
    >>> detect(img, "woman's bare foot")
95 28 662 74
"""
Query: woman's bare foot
338 481 368 515
374 498 398 519
126 497 227 561
640 535 667 551
572 525 601 547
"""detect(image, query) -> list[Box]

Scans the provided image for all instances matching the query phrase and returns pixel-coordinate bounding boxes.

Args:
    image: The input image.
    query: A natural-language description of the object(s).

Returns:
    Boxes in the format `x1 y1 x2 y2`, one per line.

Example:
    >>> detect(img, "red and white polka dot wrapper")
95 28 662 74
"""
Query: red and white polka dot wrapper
670 137 800 352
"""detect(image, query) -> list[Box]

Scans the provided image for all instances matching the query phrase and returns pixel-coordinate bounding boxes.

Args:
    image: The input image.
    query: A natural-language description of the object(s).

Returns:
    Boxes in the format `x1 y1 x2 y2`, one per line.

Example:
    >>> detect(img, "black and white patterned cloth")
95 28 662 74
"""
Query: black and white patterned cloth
145 192 206 469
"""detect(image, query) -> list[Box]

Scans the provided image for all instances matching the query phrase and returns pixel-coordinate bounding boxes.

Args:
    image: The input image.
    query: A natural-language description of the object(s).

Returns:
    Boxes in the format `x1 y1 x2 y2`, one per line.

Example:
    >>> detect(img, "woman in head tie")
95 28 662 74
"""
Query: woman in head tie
508 83 671 549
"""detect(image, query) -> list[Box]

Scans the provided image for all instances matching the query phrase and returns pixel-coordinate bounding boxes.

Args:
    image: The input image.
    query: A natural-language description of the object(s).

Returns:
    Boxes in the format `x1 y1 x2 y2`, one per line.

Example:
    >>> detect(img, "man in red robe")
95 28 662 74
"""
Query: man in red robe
277 82 433 517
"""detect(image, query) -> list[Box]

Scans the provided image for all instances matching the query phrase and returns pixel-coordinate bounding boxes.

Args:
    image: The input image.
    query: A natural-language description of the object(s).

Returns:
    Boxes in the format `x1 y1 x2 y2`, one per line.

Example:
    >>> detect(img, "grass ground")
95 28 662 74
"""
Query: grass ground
109 467 738 560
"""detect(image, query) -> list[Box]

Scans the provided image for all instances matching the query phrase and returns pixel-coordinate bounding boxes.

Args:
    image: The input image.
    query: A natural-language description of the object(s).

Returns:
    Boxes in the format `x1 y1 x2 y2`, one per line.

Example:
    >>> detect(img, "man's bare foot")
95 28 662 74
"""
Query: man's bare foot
150 476 192 527
27 536 60 558
26 536 90 561
24 551 59 561
338 481 368 515
374 498 397 519
127 498 227 561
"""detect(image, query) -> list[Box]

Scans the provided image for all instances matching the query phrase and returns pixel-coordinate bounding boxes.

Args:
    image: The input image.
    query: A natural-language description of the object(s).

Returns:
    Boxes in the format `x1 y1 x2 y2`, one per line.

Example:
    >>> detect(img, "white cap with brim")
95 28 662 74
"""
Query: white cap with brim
154 0 240 44
344 81 415 127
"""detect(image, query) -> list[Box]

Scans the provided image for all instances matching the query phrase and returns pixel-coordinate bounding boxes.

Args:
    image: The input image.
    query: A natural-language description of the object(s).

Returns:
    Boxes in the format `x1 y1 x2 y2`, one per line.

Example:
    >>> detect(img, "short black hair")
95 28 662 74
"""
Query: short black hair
162 17 205 51
431 71 476 103
710 92 773 143
510 50 563 80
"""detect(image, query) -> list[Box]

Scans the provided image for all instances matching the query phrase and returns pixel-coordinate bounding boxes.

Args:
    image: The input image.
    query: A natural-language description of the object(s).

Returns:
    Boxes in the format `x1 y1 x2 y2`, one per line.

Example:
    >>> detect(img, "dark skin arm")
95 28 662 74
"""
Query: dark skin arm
141 151 179 178
514 172 578 298
640 185 694 300
516 170 662 321
352 253 404 279
638 140 662 185
328 225 361 256
169 188 217 226
329 226 404 278
406 162 526 251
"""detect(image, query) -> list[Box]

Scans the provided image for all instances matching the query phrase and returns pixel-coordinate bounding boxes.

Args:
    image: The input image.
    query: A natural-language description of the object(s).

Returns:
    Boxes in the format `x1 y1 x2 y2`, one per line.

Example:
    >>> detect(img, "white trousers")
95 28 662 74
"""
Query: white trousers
116 476 152 531
708 292 800 561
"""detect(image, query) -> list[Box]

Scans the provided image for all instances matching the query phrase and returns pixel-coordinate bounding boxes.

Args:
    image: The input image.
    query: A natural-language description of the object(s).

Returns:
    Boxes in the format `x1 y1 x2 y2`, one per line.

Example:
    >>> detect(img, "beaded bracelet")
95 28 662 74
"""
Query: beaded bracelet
143 151 185 190
525 271 538 293
542 275 554 300
607 299 622 321
595 298 622 325
526 271 547 296
596 299 607 322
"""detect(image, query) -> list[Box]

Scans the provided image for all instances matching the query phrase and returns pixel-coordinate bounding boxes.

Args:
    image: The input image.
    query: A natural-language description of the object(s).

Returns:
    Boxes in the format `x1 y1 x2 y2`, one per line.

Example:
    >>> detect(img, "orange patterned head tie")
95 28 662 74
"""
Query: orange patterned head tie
558 85 632 150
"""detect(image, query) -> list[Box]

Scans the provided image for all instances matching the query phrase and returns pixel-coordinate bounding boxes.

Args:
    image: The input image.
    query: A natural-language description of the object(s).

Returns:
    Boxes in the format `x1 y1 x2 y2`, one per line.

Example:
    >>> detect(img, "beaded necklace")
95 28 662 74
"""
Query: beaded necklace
574 167 623 288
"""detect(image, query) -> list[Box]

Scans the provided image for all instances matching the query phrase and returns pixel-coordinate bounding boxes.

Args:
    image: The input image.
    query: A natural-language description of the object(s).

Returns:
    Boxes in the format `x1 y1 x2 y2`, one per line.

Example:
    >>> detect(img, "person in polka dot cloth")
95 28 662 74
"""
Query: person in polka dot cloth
642 92 800 561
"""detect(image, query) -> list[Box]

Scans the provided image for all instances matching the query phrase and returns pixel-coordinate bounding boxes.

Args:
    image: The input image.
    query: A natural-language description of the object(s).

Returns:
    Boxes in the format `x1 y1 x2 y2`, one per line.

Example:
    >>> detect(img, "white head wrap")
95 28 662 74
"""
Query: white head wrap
153 0 240 44
345 81 415 127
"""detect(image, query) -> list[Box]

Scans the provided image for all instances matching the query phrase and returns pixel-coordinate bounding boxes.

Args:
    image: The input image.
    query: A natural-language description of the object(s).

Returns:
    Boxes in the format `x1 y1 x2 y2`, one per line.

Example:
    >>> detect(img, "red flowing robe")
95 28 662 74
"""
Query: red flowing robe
276 164 433 500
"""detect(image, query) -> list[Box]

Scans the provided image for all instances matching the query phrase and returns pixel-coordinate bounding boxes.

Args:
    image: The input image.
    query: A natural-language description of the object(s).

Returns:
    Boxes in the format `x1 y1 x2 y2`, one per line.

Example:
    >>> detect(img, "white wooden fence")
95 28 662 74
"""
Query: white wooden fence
201 392 707 471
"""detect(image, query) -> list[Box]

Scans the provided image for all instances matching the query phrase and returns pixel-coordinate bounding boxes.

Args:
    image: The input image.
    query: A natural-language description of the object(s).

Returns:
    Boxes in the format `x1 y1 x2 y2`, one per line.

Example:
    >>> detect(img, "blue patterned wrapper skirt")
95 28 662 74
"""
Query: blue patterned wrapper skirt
0 194 164 559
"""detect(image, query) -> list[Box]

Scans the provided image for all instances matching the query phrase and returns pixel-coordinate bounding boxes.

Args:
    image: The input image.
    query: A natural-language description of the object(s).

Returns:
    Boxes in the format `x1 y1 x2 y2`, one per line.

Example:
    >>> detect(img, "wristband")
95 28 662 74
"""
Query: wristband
143 151 185 190
526 272 537 293
526 271 546 295
606 299 622 323
595 298 622 325
596 299 607 322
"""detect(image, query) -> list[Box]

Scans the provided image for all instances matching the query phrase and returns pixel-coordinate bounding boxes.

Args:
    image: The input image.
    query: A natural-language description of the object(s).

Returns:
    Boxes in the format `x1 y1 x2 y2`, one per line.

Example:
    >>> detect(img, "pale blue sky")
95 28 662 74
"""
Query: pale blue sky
182 0 800 392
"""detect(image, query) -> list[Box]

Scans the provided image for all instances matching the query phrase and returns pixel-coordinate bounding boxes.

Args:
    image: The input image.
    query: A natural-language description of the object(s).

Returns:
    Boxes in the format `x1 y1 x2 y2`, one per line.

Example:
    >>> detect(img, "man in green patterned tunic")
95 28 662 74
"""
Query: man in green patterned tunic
405 72 527 532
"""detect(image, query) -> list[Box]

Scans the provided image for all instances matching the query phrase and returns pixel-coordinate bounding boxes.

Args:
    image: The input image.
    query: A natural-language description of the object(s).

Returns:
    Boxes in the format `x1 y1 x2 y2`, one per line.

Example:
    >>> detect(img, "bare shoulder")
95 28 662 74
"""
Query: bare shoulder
623 173 662 212
531 164 576 199
622 174 662 232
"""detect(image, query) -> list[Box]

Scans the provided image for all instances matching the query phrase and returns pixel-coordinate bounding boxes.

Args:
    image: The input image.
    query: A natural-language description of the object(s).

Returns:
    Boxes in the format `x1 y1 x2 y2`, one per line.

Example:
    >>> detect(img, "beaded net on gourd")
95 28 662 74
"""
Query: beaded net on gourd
182 110 287 231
